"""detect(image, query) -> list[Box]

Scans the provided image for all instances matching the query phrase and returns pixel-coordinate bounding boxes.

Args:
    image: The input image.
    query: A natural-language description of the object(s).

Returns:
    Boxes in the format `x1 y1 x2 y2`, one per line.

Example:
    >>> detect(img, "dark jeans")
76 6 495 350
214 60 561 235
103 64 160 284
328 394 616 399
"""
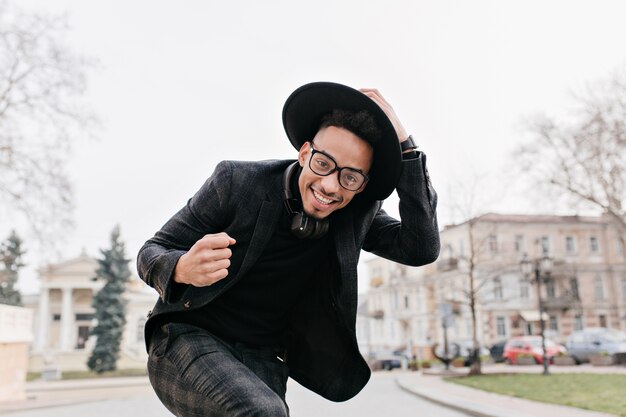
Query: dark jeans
148 322 289 417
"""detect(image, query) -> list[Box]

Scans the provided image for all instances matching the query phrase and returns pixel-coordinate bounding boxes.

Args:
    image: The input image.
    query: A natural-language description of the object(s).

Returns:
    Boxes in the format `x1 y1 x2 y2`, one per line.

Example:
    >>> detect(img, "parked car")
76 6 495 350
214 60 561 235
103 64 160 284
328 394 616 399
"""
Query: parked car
489 341 507 363
503 336 566 364
433 341 489 366
367 351 403 371
566 327 626 364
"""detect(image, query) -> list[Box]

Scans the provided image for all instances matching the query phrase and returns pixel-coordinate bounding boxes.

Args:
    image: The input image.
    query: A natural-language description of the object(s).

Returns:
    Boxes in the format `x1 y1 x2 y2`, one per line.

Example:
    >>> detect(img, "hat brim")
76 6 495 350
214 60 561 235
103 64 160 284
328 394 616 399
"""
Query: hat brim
282 82 401 201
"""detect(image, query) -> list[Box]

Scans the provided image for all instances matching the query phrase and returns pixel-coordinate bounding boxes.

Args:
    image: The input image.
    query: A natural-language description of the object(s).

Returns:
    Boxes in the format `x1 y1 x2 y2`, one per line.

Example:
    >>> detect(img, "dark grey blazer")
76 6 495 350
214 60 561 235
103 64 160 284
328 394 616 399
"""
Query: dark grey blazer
137 154 439 402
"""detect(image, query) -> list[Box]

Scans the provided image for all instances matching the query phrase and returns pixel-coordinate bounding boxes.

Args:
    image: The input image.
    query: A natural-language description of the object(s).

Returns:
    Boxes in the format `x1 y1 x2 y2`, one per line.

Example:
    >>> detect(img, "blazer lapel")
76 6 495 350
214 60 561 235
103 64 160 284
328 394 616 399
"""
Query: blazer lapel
237 199 281 278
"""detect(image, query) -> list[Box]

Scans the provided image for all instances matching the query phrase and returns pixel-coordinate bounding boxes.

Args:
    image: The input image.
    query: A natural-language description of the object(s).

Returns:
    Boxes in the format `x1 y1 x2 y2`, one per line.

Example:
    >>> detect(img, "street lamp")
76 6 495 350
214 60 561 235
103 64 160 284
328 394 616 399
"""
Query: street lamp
520 253 553 376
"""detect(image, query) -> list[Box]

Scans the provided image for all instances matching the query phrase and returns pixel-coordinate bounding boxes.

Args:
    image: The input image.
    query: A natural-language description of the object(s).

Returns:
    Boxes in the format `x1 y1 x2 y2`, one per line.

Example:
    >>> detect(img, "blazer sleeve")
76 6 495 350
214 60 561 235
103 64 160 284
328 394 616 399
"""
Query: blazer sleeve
136 160 234 303
362 152 440 266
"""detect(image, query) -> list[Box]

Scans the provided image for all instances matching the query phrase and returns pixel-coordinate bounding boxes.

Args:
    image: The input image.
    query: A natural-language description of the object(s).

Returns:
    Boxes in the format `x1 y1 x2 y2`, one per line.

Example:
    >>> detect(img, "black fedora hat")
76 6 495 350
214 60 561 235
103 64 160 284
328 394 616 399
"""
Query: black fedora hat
282 81 402 201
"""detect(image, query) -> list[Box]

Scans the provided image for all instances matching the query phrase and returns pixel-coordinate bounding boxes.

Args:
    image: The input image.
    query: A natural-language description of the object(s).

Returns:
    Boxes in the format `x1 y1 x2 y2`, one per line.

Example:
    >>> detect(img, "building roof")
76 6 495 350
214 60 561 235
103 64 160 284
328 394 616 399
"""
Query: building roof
443 212 605 231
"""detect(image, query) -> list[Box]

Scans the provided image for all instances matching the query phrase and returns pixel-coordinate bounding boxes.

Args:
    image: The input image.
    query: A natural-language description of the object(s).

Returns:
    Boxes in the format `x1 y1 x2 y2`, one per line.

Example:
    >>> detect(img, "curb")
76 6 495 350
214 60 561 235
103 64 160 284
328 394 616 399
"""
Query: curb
394 372 618 417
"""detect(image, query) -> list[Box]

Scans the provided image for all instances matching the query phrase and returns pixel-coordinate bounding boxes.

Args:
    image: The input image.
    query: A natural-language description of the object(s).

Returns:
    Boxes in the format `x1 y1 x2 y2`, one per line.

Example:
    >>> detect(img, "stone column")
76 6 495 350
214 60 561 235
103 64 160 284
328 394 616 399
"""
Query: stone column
59 288 74 351
35 287 50 352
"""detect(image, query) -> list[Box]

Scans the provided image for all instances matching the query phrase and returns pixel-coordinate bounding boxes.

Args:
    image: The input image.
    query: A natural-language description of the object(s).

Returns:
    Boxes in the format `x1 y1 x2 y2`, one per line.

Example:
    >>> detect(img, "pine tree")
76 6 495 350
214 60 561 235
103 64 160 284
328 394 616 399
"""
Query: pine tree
87 225 131 373
0 230 25 306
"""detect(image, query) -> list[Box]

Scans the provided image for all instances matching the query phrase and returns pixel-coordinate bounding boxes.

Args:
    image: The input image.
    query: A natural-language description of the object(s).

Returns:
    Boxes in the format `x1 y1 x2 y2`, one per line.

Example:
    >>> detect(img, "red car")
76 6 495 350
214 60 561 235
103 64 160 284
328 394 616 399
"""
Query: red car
503 336 566 364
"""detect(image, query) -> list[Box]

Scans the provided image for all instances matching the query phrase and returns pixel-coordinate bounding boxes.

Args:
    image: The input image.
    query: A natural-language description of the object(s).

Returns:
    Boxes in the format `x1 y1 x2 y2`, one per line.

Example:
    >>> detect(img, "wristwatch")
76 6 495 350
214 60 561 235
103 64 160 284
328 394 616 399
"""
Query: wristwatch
401 135 419 160
400 135 417 152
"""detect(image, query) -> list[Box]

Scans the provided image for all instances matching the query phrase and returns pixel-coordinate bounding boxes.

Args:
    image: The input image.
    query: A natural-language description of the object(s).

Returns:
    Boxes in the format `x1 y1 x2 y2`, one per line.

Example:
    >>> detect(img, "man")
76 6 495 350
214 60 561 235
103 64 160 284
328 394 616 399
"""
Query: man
137 81 440 416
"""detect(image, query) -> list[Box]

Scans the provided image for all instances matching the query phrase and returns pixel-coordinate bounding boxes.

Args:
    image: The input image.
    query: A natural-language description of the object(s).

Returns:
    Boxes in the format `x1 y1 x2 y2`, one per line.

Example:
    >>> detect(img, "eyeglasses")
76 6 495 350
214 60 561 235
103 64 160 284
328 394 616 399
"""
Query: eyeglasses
308 142 369 191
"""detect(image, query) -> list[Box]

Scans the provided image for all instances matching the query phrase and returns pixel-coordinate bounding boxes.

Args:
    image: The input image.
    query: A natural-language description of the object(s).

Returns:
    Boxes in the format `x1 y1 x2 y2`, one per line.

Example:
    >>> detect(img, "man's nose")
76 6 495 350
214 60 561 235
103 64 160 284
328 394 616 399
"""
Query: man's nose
320 172 341 194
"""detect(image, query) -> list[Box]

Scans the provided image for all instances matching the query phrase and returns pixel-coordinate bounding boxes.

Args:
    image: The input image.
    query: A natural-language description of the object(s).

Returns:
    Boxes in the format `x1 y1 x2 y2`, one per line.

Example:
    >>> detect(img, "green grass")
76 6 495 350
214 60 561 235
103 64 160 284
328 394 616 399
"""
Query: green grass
445 373 626 417
28 368 148 381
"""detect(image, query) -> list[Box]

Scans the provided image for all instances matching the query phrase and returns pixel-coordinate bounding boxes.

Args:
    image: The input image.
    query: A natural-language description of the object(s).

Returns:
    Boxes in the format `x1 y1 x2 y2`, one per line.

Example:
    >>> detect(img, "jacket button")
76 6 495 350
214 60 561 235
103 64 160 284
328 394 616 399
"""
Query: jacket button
146 310 152 318
183 300 191 309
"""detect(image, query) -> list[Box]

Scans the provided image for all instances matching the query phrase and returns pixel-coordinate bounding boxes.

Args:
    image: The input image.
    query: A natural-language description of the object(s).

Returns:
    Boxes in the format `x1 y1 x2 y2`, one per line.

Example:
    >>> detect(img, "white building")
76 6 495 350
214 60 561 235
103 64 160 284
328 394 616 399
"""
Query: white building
0 304 32 402
23 253 156 373
361 257 433 360
364 213 626 359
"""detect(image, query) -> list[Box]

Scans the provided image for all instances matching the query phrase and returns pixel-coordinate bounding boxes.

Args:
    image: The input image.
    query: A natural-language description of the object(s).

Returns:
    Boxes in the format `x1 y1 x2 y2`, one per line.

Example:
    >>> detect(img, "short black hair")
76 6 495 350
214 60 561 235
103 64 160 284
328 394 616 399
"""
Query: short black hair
318 109 382 145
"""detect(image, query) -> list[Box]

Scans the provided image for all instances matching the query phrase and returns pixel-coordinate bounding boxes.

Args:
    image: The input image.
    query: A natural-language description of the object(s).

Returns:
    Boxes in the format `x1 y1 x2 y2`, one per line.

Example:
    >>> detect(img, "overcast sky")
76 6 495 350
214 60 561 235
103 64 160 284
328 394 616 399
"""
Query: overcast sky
9 0 626 294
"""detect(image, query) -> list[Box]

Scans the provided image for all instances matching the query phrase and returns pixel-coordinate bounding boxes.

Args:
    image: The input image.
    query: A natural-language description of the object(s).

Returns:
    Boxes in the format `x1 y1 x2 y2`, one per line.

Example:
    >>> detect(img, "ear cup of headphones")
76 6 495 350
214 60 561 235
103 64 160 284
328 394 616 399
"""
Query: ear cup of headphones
283 162 329 239
310 217 329 239
290 212 328 239
291 212 312 239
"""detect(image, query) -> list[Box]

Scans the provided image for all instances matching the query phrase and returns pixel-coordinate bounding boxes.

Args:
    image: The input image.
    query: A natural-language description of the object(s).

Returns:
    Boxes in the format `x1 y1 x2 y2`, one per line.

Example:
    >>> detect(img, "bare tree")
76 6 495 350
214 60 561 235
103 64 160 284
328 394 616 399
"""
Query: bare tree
446 175 512 376
518 70 626 253
0 1 97 246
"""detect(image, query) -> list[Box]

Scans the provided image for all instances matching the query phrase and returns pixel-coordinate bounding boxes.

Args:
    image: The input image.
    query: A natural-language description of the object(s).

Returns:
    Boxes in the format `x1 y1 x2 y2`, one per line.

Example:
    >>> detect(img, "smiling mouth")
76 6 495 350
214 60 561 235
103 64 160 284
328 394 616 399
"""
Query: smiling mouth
312 189 337 206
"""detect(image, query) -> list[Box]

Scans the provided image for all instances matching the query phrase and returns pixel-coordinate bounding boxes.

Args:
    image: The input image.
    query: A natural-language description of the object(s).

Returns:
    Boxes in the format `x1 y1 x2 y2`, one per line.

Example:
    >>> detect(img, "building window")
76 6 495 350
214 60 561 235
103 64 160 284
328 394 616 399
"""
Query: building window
599 314 607 328
515 235 524 254
489 235 498 253
445 244 454 258
540 236 550 255
493 277 503 300
136 318 147 343
76 326 90 350
519 277 530 299
565 236 576 254
590 236 600 253
570 277 580 299
548 315 558 332
594 275 605 300
496 316 506 337
546 279 556 299
525 322 534 335
622 276 626 302
574 314 584 331
404 295 410 309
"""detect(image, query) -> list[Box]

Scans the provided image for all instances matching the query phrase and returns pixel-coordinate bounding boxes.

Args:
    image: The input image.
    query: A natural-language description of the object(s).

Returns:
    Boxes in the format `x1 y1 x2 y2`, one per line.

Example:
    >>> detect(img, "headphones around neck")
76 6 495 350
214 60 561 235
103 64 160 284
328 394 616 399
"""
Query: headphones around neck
282 162 329 239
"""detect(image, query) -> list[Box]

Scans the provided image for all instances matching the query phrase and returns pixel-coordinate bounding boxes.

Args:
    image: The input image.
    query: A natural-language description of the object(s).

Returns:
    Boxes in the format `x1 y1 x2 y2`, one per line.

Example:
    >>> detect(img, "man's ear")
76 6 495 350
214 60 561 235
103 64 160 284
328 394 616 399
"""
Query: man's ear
298 142 311 167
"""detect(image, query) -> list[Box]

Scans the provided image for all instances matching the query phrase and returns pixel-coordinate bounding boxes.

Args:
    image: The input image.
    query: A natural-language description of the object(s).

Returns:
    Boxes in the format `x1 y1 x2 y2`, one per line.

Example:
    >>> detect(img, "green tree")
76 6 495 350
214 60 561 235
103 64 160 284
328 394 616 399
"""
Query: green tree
87 225 131 373
0 230 25 306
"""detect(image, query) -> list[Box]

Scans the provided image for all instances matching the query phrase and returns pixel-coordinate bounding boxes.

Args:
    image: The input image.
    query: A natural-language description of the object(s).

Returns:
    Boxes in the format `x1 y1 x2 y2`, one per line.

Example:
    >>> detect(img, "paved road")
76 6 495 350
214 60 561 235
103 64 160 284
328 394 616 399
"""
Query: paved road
3 372 468 417
287 372 468 417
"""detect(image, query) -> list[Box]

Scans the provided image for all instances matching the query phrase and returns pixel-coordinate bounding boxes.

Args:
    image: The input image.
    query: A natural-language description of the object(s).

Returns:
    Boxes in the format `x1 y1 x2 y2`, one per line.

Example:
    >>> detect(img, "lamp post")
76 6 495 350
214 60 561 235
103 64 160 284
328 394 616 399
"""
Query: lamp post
520 253 553 376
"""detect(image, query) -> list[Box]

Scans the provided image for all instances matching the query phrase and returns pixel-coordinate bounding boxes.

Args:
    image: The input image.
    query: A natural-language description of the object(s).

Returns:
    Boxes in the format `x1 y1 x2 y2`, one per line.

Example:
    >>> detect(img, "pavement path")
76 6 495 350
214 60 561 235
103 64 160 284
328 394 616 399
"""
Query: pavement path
1 373 468 417
1 363 624 416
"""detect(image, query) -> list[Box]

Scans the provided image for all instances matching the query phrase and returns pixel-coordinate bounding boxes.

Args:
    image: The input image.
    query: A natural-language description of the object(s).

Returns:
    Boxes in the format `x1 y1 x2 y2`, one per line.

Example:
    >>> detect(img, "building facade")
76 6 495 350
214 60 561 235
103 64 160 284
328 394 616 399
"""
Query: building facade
23 253 156 373
363 213 626 358
0 304 32 402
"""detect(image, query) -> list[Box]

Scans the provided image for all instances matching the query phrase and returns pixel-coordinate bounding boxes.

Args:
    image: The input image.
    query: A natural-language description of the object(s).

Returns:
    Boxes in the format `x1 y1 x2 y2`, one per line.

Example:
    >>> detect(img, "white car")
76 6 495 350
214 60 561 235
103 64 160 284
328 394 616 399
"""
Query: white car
566 327 626 364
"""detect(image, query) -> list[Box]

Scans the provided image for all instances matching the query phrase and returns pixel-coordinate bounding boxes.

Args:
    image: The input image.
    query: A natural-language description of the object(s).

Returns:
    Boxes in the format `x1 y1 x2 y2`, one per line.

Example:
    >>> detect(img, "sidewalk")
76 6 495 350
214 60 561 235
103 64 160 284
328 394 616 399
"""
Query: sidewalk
395 363 625 417
0 376 152 414
2 364 624 416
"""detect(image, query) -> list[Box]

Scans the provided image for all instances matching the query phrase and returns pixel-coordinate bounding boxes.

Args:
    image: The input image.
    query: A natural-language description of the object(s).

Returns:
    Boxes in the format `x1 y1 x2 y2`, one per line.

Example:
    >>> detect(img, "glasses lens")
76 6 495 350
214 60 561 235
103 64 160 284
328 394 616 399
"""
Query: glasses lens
310 152 335 175
340 169 366 191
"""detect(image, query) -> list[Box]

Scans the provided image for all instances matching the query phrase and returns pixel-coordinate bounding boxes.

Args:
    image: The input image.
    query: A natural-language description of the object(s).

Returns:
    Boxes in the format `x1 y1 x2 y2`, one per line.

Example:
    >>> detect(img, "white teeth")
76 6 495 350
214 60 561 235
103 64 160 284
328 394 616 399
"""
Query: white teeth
313 190 333 205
